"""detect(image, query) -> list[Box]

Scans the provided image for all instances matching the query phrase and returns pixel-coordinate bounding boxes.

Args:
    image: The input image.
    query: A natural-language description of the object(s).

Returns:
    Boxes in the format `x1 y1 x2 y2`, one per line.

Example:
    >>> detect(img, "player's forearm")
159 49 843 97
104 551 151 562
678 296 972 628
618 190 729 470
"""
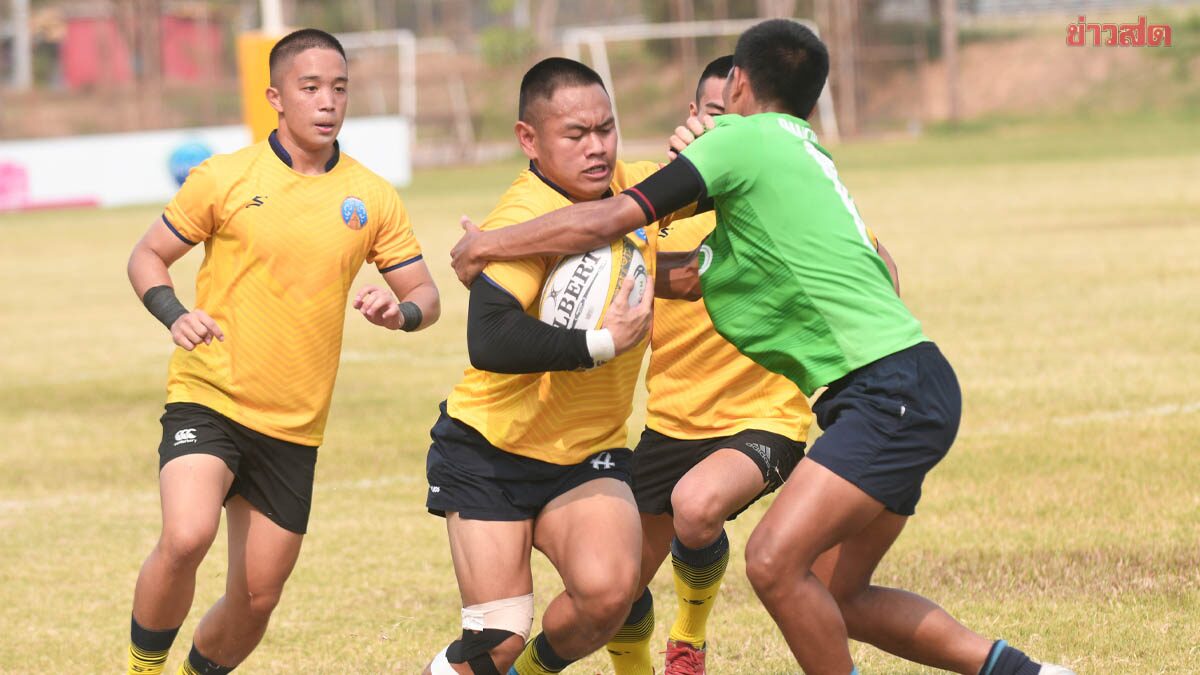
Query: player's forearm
400 283 441 331
478 196 647 261
127 243 175 300
466 277 595 373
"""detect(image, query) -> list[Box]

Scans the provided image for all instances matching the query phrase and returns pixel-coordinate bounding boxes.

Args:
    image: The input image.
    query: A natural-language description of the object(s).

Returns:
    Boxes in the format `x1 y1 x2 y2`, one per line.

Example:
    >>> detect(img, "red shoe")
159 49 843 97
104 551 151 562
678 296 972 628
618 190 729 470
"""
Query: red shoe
664 639 706 675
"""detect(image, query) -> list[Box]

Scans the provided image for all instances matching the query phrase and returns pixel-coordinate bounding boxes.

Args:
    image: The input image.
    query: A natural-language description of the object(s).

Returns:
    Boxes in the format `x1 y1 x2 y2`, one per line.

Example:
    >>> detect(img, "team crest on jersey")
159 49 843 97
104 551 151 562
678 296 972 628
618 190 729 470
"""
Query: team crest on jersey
633 227 647 242
340 196 368 230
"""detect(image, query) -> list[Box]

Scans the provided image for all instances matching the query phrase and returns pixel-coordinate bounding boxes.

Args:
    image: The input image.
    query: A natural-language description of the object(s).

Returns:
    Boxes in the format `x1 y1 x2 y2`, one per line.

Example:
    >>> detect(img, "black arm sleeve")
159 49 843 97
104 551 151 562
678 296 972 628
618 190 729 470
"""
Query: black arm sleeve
623 155 713 222
466 276 595 373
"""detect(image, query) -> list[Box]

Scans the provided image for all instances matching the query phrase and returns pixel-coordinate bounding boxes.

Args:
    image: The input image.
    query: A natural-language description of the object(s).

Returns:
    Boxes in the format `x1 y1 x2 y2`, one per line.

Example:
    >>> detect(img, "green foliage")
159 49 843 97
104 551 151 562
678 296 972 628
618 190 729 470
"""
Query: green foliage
1149 11 1200 81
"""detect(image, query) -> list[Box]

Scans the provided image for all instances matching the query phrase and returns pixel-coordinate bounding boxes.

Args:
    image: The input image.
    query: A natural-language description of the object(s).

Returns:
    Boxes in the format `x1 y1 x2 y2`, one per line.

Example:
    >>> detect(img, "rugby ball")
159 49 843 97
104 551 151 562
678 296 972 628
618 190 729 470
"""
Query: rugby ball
539 237 647 330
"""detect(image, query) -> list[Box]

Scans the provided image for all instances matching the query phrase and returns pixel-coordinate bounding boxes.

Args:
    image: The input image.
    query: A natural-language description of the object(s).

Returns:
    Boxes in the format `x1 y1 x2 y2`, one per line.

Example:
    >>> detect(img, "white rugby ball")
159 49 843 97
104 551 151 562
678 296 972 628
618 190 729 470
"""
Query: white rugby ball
539 237 647 330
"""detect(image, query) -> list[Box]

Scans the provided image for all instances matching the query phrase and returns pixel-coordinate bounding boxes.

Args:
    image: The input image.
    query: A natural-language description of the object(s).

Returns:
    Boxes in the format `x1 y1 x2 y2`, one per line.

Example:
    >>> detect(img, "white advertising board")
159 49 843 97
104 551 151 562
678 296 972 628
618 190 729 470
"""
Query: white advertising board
0 116 411 211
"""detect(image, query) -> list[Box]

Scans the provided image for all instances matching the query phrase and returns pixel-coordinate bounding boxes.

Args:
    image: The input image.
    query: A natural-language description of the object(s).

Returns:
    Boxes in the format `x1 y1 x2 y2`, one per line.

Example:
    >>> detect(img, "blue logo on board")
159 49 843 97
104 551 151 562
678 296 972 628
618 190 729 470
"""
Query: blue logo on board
341 196 368 230
168 141 213 186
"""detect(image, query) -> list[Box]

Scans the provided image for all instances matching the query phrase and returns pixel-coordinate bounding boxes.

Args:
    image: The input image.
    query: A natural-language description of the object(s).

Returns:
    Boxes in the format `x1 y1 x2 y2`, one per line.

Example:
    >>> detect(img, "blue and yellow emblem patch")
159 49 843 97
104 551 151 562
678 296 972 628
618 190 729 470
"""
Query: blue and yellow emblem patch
341 196 368 230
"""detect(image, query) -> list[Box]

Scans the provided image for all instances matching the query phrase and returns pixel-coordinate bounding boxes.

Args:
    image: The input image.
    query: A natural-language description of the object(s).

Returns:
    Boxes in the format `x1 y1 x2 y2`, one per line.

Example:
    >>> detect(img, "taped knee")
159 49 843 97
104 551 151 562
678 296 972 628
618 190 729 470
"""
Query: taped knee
437 593 535 675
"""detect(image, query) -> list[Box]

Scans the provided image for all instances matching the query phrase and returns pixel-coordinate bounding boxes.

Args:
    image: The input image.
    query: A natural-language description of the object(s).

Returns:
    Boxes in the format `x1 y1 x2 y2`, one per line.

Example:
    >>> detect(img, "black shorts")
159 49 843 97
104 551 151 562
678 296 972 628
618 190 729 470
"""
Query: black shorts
632 427 805 519
426 402 633 521
808 341 961 516
158 402 318 534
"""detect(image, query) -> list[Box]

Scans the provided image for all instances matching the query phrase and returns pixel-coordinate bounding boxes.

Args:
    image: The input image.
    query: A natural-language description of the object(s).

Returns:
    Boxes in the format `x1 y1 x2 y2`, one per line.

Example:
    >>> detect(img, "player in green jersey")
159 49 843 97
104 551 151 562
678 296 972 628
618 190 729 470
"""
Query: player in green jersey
448 18 1074 675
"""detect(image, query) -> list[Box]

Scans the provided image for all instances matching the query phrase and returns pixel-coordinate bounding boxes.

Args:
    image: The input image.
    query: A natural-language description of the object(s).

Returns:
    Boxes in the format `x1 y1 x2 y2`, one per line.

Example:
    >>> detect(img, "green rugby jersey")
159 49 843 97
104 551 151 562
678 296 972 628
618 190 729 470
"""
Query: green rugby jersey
679 113 926 395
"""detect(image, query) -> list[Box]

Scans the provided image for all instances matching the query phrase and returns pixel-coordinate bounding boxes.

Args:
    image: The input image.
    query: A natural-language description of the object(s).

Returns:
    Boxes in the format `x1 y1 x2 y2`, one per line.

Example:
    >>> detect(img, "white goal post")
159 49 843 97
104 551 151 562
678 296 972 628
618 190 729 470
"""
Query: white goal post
335 30 477 152
562 18 839 145
335 30 418 127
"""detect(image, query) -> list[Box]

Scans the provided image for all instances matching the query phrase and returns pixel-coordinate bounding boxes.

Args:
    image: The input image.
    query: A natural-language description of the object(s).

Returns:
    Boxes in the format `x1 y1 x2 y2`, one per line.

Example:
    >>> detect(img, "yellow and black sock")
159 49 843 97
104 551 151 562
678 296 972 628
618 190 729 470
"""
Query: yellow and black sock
669 530 729 647
511 632 574 674
128 615 179 675
606 587 655 675
177 644 232 675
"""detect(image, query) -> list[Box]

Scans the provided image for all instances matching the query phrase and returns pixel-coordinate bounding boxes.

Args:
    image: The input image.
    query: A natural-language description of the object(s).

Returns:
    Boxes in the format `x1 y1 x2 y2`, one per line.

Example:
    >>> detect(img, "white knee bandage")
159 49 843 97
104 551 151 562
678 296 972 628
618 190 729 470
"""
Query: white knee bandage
429 647 457 674
461 592 535 640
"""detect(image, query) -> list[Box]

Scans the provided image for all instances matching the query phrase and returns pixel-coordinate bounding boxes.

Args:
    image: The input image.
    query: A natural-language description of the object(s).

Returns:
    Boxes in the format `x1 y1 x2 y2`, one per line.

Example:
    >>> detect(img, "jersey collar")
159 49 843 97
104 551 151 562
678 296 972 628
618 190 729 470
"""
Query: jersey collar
529 161 614 202
269 129 340 172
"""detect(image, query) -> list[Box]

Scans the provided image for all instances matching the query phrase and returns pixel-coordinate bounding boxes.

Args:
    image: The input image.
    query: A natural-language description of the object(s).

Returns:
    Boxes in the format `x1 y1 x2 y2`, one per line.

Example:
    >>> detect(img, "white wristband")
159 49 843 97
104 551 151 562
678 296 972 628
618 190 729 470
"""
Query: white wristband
585 329 616 366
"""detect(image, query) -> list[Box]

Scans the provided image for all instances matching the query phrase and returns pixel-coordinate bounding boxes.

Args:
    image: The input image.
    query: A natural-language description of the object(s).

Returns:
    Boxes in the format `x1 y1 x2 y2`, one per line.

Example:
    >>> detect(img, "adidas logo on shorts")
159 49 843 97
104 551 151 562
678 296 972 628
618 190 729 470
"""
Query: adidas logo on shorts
746 442 772 463
173 428 197 446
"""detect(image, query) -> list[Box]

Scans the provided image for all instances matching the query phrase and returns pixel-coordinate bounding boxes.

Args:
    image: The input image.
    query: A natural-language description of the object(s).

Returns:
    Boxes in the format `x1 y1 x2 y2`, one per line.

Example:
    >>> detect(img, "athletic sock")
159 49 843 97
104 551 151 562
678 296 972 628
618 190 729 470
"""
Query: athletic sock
980 640 1041 675
606 587 655 675
177 644 233 675
510 632 573 674
668 530 729 647
128 616 179 675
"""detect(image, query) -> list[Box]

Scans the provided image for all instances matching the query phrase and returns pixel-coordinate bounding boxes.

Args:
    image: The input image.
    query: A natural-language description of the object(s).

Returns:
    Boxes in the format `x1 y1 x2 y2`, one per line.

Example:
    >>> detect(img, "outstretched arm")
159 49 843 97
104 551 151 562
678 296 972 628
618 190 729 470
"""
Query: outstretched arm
451 157 710 286
449 197 647 287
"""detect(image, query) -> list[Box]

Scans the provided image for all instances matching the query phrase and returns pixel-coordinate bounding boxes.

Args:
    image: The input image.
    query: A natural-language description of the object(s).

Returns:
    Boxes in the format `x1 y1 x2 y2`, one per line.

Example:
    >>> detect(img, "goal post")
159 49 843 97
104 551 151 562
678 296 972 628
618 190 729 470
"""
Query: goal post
562 18 839 146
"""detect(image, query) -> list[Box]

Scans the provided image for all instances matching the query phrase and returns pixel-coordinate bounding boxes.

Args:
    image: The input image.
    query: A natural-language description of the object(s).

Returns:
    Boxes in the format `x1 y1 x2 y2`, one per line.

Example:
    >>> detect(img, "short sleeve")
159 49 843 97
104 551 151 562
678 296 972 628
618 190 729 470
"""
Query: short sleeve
162 159 222 245
678 116 754 200
370 191 424 272
478 197 550 309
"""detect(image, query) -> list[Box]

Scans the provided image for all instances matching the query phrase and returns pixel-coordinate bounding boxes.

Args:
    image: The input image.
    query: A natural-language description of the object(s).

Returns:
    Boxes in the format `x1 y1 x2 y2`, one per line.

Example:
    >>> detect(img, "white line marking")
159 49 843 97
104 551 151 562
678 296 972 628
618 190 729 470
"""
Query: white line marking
1052 401 1200 427
959 400 1200 438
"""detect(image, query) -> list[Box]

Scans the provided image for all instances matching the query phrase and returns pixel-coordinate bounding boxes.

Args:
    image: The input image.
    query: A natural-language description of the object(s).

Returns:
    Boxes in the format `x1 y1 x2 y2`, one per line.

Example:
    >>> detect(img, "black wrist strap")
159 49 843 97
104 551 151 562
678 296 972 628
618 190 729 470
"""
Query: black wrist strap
398 301 423 332
143 285 188 329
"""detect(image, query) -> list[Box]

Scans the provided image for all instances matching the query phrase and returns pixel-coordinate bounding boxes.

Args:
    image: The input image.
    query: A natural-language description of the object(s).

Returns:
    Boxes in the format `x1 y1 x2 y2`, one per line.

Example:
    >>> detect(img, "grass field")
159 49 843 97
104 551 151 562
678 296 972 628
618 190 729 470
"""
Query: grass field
2 110 1198 673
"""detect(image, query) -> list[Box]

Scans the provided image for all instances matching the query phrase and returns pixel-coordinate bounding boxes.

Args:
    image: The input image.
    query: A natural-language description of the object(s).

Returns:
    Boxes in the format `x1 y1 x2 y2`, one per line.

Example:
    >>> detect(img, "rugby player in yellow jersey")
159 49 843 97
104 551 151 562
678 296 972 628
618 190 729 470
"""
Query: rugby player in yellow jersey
123 29 440 675
420 58 662 675
602 55 810 675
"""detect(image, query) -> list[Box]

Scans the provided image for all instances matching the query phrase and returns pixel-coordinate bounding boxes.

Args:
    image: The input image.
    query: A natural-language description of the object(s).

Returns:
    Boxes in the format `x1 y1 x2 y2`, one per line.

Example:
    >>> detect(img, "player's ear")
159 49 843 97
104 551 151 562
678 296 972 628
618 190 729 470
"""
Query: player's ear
688 101 699 117
727 67 748 108
514 120 538 161
265 85 283 114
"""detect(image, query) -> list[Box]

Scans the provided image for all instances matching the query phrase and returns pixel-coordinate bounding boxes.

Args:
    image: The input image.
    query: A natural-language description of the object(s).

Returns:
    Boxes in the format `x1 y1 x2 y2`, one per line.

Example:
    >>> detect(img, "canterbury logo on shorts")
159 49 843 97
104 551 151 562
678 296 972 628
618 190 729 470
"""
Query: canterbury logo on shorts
173 428 198 446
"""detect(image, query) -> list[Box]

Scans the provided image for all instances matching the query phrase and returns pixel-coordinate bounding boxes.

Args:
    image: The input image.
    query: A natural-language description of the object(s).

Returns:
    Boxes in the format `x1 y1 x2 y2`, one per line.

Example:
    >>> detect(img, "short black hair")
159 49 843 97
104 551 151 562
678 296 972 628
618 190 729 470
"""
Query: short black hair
269 28 346 83
695 55 734 104
518 57 607 123
733 19 828 119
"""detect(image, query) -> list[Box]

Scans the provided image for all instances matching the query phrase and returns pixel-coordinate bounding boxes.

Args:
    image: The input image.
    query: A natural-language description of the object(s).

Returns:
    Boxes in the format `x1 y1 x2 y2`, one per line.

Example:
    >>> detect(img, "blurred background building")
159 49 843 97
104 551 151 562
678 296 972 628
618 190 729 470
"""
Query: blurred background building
1 0 1198 164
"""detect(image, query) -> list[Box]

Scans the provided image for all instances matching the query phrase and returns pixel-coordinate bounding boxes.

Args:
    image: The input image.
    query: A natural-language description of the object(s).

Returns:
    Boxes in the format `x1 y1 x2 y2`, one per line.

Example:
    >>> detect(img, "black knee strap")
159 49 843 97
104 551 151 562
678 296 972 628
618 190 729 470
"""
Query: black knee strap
447 628 514 675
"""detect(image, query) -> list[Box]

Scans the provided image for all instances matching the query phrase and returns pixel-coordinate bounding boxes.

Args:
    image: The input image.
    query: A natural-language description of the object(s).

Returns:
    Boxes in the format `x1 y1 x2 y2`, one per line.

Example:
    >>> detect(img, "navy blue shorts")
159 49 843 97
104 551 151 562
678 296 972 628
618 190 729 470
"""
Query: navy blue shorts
808 341 961 516
426 402 633 521
158 402 318 534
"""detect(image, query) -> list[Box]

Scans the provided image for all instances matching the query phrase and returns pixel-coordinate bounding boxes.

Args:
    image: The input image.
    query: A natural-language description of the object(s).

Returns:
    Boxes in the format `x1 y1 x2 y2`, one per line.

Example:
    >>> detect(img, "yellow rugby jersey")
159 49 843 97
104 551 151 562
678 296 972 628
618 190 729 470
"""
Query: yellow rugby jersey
161 132 423 445
446 160 660 465
645 212 814 441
